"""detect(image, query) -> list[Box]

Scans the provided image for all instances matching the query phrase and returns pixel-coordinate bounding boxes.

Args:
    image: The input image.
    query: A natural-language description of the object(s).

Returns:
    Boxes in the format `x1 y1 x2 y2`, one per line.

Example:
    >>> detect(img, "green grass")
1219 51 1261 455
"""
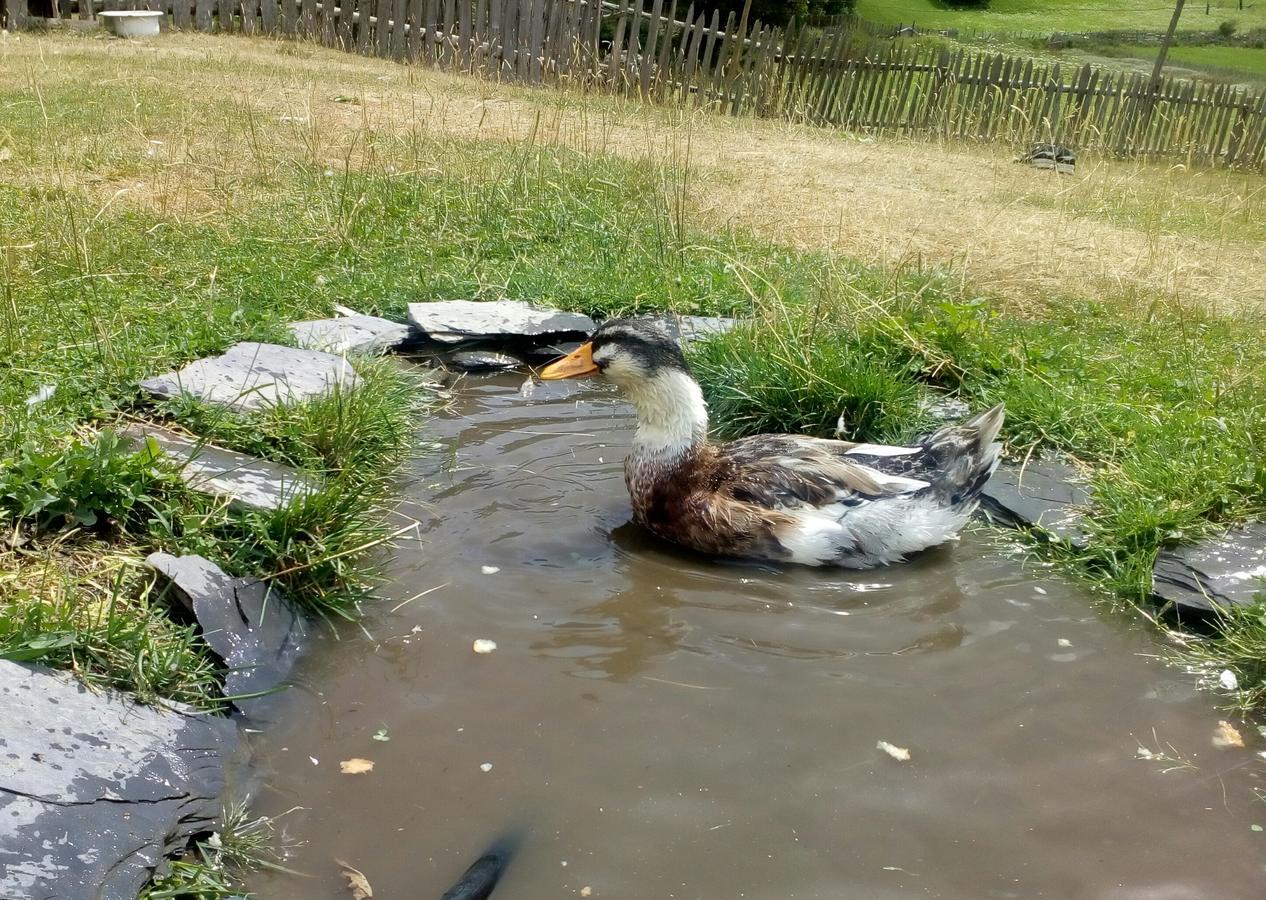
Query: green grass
6 78 1266 711
857 0 1266 35
142 802 288 899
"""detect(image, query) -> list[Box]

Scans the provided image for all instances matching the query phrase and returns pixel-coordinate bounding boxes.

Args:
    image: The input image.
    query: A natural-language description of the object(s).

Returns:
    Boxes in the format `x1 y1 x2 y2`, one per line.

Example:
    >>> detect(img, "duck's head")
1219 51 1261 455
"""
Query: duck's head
540 317 707 455
539 317 690 388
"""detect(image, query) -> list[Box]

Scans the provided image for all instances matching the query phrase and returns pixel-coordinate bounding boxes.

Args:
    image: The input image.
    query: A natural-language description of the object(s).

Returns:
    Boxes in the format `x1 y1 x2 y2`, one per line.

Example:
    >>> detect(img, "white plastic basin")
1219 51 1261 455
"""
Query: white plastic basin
98 10 163 38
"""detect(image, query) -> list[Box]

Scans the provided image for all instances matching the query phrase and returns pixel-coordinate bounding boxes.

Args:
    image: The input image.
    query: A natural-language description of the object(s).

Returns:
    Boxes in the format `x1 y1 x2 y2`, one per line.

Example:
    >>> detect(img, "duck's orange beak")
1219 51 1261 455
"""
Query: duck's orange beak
540 342 599 380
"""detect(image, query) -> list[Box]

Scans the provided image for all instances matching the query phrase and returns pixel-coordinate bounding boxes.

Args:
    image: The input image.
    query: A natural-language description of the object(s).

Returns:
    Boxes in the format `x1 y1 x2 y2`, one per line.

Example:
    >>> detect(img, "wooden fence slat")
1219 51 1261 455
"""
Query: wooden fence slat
473 0 487 68
695 8 720 107
404 0 423 58
487 0 503 76
197 0 215 30
499 0 516 76
607 0 629 89
457 0 472 69
653 0 676 99
240 0 256 33
174 0 192 27
373 0 391 56
639 0 662 99
336 0 352 47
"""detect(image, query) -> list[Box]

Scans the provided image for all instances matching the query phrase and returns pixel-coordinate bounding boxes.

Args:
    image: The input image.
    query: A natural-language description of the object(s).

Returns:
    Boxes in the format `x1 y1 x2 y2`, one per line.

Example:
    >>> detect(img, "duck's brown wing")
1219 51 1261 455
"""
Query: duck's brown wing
717 435 931 511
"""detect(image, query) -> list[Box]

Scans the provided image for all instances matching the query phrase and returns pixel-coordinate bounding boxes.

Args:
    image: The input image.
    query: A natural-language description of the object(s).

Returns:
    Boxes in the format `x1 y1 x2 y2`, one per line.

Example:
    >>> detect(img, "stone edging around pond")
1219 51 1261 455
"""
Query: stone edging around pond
0 660 243 900
4 300 1261 898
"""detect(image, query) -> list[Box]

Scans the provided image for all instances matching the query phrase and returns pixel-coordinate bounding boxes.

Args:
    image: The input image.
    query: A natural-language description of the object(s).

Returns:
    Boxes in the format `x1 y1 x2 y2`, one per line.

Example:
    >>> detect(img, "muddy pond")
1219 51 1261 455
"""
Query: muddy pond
247 371 1266 898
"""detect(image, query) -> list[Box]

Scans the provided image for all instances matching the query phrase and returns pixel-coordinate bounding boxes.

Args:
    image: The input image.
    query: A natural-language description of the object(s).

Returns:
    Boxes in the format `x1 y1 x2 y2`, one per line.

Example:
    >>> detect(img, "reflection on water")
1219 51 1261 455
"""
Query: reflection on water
246 373 1266 899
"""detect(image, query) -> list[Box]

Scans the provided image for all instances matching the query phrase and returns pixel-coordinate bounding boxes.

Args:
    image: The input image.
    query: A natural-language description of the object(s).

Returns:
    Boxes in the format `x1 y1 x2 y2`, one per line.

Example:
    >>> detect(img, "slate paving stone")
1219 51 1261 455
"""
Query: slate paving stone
675 315 738 345
289 314 414 354
407 300 594 346
0 661 241 900
147 553 306 718
1152 523 1266 617
979 456 1091 548
140 342 360 412
122 422 319 512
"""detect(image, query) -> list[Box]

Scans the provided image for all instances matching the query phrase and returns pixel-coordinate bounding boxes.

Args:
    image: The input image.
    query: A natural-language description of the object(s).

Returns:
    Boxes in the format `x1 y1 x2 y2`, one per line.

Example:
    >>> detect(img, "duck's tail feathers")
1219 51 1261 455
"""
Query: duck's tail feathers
922 402 1005 507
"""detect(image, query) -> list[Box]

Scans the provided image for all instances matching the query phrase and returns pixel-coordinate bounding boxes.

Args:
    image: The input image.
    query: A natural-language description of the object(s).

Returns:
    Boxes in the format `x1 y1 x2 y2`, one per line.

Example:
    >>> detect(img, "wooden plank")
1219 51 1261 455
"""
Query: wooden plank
653 0 677 99
458 0 472 70
299 0 315 35
318 0 334 43
708 10 737 111
606 0 628 88
499 0 515 76
624 0 645 92
240 0 256 33
336 0 353 47
389 0 406 57
787 22 817 117
696 8 720 106
639 0 663 98
357 0 374 52
219 0 235 32
373 0 390 56
197 0 215 31
486 0 503 75
1238 89 1266 168
473 0 487 69
811 23 847 123
529 0 546 82
174 0 193 27
445 0 460 65
730 17 762 116
679 10 703 103
514 0 532 81
542 0 561 80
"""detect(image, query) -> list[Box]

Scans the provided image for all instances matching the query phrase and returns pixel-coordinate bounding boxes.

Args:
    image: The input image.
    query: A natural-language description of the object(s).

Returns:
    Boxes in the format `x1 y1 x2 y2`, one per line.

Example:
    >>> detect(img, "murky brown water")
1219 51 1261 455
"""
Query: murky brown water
247 373 1266 899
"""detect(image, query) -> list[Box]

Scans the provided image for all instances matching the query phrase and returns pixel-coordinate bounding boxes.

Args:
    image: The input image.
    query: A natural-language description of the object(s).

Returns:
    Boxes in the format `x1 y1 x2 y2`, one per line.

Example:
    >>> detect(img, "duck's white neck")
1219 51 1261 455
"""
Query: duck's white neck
620 369 709 460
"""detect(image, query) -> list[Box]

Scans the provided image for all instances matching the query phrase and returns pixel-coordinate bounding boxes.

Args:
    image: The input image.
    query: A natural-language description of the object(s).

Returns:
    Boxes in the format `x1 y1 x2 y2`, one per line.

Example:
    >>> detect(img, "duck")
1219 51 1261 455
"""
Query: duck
539 317 1005 569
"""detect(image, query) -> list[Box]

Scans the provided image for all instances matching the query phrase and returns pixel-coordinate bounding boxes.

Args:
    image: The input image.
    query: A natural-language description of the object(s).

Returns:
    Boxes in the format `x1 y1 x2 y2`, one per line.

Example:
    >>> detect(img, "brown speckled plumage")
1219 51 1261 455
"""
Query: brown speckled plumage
542 317 1006 568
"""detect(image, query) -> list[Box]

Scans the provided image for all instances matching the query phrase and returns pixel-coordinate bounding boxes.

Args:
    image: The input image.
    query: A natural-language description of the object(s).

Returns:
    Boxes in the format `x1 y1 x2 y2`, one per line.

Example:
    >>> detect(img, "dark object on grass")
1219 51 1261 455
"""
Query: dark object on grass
1018 142 1076 174
440 829 524 899
1152 523 1266 620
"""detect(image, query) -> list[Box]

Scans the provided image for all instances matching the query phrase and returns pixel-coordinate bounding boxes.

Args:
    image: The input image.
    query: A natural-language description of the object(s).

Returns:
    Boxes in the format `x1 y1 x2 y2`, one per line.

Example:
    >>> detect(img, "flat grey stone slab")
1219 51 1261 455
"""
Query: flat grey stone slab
1153 523 1266 616
122 422 319 512
289 314 414 354
980 456 1091 548
919 393 971 423
147 553 306 718
407 301 594 346
449 350 522 371
140 342 360 412
676 315 738 345
656 315 739 348
0 661 240 900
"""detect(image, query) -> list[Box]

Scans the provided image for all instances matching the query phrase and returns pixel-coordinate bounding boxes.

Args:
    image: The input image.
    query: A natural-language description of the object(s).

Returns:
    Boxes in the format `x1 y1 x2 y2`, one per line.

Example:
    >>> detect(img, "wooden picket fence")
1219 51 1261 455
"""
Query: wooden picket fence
8 0 1266 169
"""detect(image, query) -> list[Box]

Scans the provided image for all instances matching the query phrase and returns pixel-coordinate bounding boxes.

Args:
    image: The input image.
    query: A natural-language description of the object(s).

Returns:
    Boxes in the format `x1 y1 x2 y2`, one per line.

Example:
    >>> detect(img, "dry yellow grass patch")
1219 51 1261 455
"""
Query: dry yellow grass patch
4 28 1264 311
